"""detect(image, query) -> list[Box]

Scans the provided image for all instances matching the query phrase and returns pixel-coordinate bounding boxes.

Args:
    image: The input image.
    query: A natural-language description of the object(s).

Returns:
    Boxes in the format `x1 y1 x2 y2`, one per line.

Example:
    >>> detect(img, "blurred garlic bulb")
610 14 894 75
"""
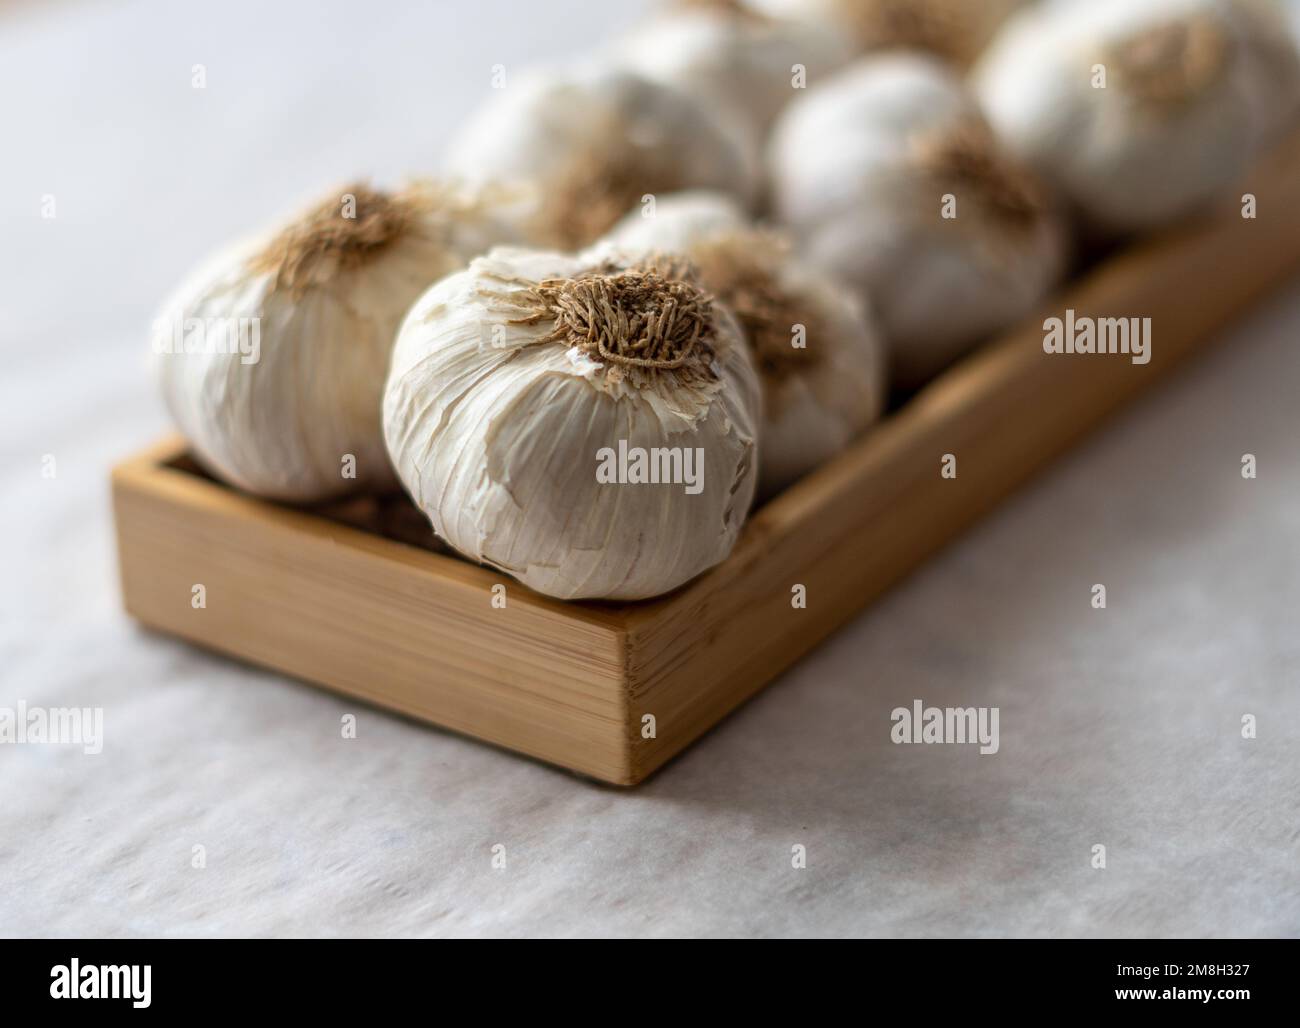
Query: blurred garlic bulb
769 54 1066 390
611 1 852 139
383 248 761 601
974 0 1300 235
444 64 760 252
154 182 518 501
605 189 750 251
604 192 885 495
750 0 1028 66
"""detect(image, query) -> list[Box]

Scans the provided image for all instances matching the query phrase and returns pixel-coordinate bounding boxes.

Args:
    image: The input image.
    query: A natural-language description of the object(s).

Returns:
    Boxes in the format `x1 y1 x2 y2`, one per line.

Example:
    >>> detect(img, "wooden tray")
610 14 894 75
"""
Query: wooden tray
113 135 1300 785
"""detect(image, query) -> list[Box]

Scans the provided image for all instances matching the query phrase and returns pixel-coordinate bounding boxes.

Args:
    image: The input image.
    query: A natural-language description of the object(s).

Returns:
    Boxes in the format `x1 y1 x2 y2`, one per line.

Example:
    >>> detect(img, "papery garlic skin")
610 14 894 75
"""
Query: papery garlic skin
603 190 750 253
153 183 517 502
751 267 885 494
611 3 852 140
768 54 1066 390
443 64 760 252
973 0 1300 235
383 248 761 601
750 0 1028 66
603 193 885 496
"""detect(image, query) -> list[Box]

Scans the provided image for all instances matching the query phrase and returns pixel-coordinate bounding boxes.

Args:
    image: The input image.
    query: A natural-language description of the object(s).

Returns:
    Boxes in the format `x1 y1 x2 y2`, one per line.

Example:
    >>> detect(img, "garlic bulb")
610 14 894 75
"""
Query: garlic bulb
603 192 885 496
604 189 750 252
768 54 1066 390
611 1 852 139
383 248 761 601
750 0 1028 66
153 181 518 501
973 0 1300 235
443 64 760 252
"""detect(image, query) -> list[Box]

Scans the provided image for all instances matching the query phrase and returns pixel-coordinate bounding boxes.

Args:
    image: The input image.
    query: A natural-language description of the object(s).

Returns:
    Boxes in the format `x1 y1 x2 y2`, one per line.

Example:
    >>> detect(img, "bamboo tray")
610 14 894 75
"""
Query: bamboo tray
113 135 1300 785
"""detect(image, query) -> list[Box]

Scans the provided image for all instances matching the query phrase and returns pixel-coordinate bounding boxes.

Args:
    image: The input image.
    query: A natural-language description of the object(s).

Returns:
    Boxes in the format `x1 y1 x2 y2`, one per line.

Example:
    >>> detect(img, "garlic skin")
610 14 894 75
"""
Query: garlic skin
768 54 1066 390
153 182 517 502
383 248 761 601
973 0 1300 235
443 64 760 252
603 192 885 496
604 189 750 252
611 3 852 140
749 0 1028 66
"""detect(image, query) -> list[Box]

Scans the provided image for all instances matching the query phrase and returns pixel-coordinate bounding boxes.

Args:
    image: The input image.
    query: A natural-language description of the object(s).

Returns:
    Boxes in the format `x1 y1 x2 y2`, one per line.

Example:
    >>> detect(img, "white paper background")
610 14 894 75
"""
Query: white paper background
1 0 1297 937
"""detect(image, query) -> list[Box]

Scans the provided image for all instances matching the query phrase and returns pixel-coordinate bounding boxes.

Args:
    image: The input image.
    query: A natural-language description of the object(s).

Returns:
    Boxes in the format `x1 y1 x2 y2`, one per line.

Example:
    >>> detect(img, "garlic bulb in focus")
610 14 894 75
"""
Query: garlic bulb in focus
768 55 1066 390
154 182 518 501
973 0 1300 235
444 64 760 252
603 193 885 496
611 2 852 139
383 248 761 601
750 0 1028 66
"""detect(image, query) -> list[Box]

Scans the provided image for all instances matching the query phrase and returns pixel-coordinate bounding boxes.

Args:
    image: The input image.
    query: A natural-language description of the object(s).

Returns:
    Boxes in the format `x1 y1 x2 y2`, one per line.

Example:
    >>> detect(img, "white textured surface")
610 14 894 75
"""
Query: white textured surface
2 0 1298 938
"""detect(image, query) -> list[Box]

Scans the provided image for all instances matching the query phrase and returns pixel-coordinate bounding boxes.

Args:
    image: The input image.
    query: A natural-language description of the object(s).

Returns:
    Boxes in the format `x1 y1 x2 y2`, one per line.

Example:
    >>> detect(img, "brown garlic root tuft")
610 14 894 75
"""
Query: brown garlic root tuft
914 120 1045 230
249 183 435 296
1105 15 1228 107
513 263 718 372
688 233 820 396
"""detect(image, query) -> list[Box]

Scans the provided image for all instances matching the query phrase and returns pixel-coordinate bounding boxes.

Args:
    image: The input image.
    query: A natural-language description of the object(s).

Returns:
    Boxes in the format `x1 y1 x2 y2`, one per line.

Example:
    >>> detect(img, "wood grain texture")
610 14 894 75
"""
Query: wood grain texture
114 133 1300 785
113 440 633 782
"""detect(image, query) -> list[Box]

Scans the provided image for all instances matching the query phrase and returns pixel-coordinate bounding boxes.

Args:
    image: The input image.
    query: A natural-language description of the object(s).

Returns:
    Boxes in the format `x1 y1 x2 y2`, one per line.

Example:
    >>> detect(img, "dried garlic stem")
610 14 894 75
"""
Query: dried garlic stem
689 233 819 398
248 183 433 296
915 119 1044 230
512 264 718 372
540 150 689 251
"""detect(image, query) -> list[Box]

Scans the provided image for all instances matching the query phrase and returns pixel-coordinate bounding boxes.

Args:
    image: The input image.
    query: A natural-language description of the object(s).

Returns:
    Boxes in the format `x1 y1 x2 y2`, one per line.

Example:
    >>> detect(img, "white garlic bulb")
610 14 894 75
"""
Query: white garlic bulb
605 189 750 252
611 2 852 140
973 0 1300 235
383 248 761 601
443 64 760 252
603 192 885 496
154 182 520 501
768 54 1067 390
749 0 1028 66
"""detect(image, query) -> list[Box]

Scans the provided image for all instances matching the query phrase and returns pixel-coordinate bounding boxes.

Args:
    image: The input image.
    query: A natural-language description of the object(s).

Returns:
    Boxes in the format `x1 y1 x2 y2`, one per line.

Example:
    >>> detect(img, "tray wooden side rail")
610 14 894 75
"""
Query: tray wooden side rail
114 134 1300 785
